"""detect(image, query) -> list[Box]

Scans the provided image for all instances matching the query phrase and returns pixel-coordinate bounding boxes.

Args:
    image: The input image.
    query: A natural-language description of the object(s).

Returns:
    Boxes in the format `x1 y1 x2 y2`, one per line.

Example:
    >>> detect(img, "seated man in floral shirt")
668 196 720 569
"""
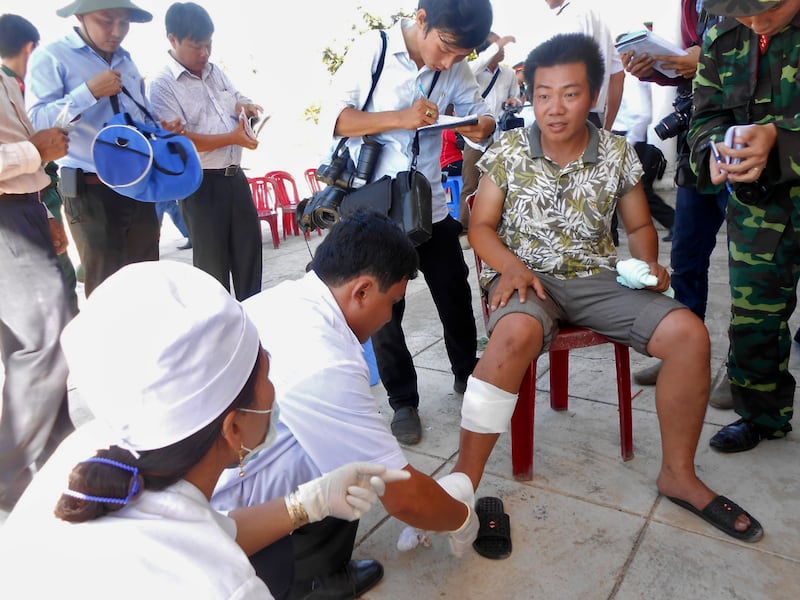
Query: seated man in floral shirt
450 33 763 544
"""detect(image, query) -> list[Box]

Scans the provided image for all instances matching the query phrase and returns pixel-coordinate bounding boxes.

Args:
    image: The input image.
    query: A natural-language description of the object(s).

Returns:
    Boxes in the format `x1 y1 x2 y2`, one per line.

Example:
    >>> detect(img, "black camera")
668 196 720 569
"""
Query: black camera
297 136 383 231
498 105 525 131
654 92 693 140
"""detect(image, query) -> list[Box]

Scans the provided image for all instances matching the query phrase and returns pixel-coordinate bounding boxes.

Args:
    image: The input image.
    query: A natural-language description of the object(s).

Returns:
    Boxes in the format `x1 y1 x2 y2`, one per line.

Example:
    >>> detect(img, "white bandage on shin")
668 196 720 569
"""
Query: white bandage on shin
460 376 518 434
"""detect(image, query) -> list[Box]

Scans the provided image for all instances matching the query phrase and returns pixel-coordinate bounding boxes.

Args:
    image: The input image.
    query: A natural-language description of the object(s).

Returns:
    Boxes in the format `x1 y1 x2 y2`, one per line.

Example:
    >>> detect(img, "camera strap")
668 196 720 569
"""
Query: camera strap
328 30 389 162
481 69 500 99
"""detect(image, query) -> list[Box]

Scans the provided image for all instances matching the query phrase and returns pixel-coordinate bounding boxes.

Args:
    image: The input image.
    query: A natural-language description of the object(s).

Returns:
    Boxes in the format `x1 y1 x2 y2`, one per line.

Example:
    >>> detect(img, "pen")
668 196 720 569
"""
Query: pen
417 82 428 99
708 139 735 195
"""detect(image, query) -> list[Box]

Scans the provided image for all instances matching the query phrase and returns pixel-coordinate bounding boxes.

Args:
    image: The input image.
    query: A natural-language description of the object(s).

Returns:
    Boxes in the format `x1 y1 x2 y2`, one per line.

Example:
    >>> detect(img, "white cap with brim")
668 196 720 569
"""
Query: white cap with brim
57 0 153 23
60 261 260 453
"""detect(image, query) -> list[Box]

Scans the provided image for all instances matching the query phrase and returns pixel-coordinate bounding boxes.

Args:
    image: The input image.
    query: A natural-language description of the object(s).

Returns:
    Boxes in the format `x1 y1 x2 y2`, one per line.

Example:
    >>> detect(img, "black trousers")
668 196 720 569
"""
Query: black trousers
64 183 159 296
181 170 262 301
371 215 478 410
250 518 358 600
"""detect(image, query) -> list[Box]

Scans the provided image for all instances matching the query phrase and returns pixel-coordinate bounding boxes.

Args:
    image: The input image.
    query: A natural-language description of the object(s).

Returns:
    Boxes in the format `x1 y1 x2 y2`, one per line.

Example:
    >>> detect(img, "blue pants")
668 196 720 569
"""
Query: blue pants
670 185 728 320
155 200 190 238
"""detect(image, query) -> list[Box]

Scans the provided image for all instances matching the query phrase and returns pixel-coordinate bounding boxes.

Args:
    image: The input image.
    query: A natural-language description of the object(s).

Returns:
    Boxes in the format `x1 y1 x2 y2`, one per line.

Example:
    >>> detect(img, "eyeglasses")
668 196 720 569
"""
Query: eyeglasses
238 407 273 415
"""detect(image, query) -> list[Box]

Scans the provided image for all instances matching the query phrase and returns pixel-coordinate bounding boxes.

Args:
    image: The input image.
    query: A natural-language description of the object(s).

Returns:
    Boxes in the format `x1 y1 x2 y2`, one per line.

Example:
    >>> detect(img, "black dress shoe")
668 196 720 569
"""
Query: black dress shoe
710 418 791 453
391 406 421 445
298 559 384 600
454 376 468 395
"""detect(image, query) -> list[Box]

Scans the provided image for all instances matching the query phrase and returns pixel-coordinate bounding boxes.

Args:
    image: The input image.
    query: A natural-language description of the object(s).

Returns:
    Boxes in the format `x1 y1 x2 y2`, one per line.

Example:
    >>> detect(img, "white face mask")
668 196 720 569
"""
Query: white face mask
239 402 280 464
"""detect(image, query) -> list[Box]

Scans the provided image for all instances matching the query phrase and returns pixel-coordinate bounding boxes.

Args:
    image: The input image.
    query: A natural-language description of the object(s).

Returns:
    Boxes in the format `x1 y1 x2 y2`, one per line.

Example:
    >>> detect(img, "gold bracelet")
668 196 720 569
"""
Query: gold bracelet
284 491 310 530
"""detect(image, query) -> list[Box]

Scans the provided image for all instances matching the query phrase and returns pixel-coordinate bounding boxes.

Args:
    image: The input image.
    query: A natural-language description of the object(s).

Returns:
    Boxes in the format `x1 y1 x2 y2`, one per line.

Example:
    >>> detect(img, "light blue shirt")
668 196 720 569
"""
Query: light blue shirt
26 28 152 172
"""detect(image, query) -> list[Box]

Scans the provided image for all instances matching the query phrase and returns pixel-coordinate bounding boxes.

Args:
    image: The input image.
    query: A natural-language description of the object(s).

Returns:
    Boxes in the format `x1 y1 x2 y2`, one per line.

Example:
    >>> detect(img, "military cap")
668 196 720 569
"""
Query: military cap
704 0 783 17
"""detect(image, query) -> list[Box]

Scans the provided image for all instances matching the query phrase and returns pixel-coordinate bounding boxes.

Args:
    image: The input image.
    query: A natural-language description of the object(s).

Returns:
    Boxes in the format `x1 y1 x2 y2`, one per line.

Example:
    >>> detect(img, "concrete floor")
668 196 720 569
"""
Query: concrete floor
5 188 800 599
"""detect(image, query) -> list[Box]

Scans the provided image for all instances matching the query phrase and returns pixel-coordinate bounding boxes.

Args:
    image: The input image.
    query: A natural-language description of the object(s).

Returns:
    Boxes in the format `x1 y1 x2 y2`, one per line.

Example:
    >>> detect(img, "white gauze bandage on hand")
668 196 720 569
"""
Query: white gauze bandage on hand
461 375 519 434
616 258 675 298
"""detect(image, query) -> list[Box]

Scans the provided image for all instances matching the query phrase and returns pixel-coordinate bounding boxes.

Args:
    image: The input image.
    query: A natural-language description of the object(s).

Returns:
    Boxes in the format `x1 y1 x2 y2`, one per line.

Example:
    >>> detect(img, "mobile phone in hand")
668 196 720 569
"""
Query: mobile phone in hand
724 126 746 165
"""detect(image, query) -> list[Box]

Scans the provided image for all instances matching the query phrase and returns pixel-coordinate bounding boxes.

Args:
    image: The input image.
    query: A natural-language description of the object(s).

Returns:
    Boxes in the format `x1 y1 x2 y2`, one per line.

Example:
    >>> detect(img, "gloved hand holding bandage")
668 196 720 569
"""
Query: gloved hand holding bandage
296 462 410 523
616 258 675 298
396 472 478 557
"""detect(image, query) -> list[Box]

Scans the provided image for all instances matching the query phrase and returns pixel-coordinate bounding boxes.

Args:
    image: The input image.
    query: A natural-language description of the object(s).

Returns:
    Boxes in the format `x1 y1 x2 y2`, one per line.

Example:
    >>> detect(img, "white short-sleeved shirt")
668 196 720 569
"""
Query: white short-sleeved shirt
0 422 272 600
552 0 624 117
320 20 493 224
212 272 407 510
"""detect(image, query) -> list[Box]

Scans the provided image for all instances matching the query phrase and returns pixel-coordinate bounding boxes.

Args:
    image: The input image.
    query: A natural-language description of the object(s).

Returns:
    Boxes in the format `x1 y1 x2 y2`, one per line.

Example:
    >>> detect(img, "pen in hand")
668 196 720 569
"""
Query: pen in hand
417 82 428 99
708 139 735 195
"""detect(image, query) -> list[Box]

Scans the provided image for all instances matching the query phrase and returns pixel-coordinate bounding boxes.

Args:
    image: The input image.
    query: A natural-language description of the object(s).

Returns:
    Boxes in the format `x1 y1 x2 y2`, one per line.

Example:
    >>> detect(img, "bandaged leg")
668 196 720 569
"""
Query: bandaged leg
460 375 519 434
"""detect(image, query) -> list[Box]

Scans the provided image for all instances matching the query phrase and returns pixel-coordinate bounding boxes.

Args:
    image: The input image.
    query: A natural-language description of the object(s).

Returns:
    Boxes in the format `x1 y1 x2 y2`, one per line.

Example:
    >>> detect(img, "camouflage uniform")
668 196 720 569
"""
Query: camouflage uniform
688 12 800 432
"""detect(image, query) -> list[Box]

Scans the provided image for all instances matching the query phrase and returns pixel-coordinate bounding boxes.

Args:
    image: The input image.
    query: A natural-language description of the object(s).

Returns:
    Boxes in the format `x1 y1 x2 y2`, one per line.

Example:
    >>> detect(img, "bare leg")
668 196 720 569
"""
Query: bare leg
647 308 751 532
454 313 544 490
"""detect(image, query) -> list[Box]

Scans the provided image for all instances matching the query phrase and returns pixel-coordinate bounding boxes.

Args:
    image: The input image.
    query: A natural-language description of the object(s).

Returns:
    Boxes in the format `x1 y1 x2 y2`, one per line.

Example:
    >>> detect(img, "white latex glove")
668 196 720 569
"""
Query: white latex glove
616 258 675 298
296 462 410 522
438 472 478 557
396 472 478 558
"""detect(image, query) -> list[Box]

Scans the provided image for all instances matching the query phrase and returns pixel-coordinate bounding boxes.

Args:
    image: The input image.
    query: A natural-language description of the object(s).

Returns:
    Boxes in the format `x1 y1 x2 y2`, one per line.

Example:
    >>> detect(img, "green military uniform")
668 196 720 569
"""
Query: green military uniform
689 7 800 432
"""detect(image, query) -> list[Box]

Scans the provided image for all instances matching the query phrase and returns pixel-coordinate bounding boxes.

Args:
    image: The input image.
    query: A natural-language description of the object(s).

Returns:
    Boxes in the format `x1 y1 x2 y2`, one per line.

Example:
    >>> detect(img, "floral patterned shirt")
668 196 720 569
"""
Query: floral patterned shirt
476 122 642 287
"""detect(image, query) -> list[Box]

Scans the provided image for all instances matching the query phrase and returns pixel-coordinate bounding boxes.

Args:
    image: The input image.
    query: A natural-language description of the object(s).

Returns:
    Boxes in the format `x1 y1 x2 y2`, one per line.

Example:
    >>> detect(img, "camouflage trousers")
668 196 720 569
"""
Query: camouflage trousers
727 188 799 431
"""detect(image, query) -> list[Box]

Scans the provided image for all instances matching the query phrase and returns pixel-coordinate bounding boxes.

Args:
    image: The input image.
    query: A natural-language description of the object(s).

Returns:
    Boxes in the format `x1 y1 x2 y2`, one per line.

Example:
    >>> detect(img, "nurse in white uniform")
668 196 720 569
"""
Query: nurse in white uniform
0 261 406 600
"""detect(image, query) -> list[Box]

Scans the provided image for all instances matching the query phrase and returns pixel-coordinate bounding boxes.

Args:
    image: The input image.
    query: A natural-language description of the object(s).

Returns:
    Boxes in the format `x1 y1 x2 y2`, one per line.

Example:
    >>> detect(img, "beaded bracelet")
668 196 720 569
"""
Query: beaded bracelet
284 490 310 530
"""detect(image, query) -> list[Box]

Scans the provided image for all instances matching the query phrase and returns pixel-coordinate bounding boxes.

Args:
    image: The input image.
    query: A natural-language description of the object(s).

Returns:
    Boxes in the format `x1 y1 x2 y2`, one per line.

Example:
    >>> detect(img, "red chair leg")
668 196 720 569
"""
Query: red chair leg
614 343 634 461
511 361 538 481
549 349 570 410
267 216 280 249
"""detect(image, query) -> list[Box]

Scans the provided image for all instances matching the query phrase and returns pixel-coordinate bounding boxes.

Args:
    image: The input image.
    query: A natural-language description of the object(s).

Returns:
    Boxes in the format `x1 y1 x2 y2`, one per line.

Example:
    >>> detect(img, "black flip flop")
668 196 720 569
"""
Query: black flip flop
472 496 512 559
667 495 763 542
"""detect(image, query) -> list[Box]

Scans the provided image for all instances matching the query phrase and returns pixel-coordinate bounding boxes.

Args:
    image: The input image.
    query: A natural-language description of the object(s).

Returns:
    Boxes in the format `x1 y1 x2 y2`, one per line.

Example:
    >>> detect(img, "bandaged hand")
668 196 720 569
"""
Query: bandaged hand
396 472 478 557
616 258 675 298
296 462 410 523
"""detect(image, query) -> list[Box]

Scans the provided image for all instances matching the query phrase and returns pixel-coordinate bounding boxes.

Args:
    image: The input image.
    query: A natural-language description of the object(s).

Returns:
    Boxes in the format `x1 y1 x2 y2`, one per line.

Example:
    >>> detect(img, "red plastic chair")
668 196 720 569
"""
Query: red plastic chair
248 177 280 249
467 194 634 481
265 170 302 239
304 167 322 195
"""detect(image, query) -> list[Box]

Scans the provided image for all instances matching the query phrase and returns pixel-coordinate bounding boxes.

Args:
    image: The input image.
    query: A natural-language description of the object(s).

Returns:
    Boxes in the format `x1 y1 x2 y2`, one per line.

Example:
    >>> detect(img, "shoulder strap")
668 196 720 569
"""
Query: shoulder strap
481 69 500 98
361 29 388 112
110 86 156 125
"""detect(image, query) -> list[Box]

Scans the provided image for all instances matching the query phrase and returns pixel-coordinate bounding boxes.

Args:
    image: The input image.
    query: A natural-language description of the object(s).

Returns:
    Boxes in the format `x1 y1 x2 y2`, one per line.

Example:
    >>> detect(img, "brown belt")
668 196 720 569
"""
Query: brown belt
82 173 104 185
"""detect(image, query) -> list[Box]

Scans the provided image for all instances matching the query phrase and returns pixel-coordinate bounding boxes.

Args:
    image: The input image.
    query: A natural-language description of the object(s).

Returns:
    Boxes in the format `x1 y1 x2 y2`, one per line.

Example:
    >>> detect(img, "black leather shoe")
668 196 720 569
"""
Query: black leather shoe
710 418 791 453
454 376 468 395
391 406 421 445
299 559 384 600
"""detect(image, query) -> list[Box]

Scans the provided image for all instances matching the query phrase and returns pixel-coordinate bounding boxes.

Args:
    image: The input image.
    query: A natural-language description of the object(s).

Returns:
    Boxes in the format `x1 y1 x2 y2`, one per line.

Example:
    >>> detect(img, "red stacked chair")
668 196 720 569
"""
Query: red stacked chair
247 176 280 249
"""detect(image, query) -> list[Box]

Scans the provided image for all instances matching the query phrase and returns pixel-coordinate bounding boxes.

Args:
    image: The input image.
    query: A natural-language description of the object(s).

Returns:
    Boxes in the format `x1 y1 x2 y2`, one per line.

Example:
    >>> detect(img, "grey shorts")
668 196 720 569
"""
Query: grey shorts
485 269 685 356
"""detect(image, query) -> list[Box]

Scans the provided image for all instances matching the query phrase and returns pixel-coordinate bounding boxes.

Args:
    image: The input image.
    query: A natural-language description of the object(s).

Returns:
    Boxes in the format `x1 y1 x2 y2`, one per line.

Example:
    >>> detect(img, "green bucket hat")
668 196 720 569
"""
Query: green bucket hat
56 0 153 23
704 0 783 17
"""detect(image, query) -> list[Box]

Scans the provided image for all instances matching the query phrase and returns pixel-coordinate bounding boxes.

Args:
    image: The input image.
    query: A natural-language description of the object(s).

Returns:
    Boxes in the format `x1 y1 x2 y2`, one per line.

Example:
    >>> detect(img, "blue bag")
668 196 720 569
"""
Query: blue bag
91 90 201 203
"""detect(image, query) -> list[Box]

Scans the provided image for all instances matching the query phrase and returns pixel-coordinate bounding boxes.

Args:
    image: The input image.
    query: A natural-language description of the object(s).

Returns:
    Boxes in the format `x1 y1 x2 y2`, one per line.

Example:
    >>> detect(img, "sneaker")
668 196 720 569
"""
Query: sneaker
391 407 421 445
633 361 662 386
709 376 735 410
177 239 192 250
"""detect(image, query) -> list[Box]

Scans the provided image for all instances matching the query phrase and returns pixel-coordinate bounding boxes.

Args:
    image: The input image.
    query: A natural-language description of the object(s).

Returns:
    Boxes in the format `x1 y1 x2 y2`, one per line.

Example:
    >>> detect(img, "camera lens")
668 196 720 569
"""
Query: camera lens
351 136 383 189
310 186 346 229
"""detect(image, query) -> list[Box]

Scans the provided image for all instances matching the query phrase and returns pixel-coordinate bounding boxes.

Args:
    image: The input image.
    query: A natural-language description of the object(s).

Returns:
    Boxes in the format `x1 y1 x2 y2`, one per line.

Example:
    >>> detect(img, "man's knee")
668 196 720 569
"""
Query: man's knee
648 308 710 359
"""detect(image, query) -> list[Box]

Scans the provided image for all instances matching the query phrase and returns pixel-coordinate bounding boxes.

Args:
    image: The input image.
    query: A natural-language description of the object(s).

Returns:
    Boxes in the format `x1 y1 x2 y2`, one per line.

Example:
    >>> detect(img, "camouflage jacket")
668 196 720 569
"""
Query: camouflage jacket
688 15 800 193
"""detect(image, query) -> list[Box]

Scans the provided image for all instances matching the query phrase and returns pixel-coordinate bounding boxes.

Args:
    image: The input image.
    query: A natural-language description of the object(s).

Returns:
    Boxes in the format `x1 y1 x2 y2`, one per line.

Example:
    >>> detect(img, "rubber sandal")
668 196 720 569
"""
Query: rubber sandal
667 495 763 542
472 496 512 559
